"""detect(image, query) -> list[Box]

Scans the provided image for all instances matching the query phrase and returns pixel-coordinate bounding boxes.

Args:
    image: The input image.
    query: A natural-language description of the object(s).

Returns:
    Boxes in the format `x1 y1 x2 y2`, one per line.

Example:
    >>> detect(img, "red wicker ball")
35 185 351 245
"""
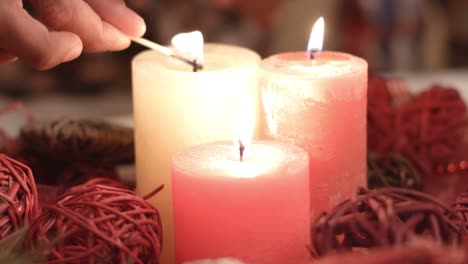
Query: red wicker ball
368 80 468 175
312 241 466 264
80 177 129 190
0 154 38 240
26 182 163 264
311 187 462 257
451 190 468 236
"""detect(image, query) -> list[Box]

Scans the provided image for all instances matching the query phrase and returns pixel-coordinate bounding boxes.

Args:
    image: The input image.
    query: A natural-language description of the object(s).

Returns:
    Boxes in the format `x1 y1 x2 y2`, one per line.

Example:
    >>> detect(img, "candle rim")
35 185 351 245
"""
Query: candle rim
171 140 309 180
260 51 367 79
132 43 261 74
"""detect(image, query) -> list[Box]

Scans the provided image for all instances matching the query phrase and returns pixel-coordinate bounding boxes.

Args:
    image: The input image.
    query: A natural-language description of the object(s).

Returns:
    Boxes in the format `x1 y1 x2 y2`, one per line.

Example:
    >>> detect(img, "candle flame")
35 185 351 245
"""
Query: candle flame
233 99 255 161
307 17 324 58
171 31 205 64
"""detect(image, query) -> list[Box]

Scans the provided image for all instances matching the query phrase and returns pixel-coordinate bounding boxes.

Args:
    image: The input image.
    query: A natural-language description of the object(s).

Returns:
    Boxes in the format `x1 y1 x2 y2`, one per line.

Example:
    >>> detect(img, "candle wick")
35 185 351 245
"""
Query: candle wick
193 59 198 72
238 140 245 162
171 55 203 72
308 48 320 64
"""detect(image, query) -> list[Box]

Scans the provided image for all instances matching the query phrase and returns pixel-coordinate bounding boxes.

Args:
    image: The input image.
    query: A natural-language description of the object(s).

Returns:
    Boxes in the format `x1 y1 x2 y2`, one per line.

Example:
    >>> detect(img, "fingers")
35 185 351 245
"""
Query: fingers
31 0 131 53
0 4 82 70
84 0 146 37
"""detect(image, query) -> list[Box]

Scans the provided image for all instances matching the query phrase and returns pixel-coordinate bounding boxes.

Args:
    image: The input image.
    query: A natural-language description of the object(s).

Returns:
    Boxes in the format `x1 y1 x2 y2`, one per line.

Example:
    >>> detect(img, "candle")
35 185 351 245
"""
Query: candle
172 141 310 264
132 32 261 263
259 18 368 220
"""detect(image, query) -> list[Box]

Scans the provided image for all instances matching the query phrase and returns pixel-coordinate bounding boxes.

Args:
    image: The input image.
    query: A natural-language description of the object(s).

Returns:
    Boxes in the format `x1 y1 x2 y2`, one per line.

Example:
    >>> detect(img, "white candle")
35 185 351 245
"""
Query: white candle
172 141 310 264
132 41 261 263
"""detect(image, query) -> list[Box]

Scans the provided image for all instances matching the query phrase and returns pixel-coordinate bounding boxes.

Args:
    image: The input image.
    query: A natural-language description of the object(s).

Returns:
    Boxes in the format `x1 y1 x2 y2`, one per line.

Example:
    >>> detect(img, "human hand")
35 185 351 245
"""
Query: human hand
0 0 145 70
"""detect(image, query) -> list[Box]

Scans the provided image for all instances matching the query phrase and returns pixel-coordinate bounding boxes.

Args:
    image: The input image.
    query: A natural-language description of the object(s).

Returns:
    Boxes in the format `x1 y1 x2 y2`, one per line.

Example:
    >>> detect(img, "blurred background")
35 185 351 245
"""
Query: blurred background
0 0 467 122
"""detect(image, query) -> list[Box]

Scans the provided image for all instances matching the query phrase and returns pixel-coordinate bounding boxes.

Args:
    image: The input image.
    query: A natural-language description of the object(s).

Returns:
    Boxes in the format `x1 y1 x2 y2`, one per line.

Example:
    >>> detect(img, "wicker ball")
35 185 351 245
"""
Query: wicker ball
80 177 129 190
368 82 468 175
20 118 134 164
311 187 462 257
451 191 468 236
312 241 466 264
367 152 422 190
0 154 38 240
26 183 162 264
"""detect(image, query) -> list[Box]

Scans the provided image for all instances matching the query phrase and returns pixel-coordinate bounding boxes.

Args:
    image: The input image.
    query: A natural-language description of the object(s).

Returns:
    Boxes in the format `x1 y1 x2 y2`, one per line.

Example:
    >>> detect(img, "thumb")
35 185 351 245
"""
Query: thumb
0 7 82 70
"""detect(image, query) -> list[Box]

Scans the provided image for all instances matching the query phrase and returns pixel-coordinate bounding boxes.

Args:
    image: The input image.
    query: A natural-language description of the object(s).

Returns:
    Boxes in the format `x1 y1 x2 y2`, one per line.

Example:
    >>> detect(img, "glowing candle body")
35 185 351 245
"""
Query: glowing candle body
172 141 309 264
132 44 261 263
260 51 368 219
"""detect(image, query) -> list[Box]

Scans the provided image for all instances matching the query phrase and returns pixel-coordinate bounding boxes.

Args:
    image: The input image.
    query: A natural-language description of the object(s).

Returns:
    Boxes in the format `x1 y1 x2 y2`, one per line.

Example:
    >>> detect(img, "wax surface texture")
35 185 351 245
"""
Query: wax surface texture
132 44 261 263
260 51 368 219
172 141 310 264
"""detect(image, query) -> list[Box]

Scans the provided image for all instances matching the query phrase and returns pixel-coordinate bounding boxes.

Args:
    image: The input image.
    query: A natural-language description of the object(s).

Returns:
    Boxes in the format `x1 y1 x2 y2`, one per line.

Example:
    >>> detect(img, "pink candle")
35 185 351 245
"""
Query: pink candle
171 141 309 264
260 18 368 220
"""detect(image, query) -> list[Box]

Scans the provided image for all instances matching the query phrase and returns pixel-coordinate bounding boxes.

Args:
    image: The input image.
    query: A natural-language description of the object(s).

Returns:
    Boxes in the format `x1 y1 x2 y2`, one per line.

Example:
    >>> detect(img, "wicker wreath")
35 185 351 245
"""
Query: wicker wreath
20 118 134 164
311 187 462 257
26 183 163 264
0 154 38 240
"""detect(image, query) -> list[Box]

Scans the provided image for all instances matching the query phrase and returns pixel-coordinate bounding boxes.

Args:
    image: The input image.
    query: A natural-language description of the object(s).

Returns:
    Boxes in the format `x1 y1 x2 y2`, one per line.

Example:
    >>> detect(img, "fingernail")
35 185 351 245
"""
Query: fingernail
135 17 147 37
63 44 82 63
117 35 131 49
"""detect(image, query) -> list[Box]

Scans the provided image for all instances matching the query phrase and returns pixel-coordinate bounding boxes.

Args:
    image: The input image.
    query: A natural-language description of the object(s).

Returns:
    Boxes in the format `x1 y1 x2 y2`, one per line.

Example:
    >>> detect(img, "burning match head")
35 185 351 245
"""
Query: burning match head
192 60 204 72
171 55 204 72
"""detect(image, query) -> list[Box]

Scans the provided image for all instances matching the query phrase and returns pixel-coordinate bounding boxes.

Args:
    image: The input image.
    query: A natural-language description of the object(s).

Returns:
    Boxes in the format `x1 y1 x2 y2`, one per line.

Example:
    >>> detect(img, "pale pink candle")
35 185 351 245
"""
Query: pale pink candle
171 141 309 264
260 18 368 220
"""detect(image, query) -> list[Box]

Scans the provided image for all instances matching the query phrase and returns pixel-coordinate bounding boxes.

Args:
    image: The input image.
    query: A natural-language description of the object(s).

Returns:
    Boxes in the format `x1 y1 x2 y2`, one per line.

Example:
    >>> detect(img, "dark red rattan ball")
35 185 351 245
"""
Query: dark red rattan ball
367 152 422 190
26 183 163 264
368 80 468 175
311 241 466 264
451 191 468 237
0 154 38 240
311 187 462 257
20 117 134 164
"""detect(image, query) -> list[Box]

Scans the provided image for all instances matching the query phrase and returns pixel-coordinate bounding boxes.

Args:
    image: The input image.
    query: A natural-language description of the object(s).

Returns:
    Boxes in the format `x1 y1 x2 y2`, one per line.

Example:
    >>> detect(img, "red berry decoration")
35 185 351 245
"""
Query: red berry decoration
0 154 39 240
311 187 462 257
26 181 163 264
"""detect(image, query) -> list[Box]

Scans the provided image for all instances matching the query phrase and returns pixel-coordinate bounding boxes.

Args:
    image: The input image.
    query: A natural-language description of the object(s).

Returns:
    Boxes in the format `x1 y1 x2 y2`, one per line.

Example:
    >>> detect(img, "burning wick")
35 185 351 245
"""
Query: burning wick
308 48 320 63
238 140 245 162
307 16 324 64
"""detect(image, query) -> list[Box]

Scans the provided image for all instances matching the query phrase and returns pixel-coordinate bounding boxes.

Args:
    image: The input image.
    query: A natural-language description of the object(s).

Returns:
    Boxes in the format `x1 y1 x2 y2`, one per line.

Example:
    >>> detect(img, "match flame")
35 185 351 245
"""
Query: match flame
307 17 324 56
171 31 204 64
